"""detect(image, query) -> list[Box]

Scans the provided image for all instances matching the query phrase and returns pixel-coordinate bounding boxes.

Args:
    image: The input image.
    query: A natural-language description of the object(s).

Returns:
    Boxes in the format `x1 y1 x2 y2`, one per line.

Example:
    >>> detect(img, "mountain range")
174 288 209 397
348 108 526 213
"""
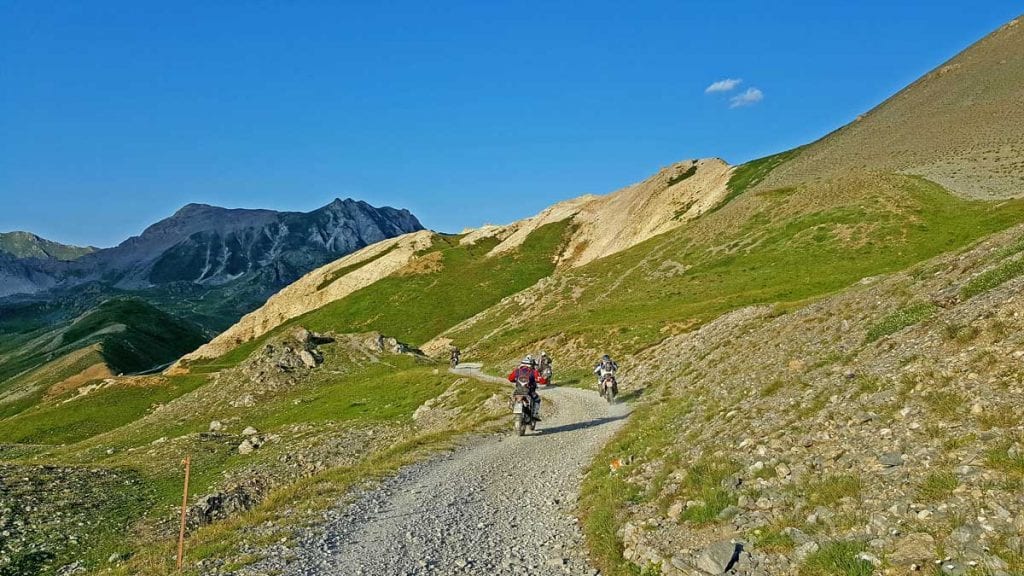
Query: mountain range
1 14 1023 576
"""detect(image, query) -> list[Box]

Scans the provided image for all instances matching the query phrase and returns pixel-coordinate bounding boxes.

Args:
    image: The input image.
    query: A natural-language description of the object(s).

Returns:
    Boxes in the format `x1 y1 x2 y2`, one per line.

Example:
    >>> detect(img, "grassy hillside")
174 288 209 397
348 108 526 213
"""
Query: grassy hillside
185 219 574 372
445 173 1024 374
578 222 1024 575
0 298 209 419
0 331 506 576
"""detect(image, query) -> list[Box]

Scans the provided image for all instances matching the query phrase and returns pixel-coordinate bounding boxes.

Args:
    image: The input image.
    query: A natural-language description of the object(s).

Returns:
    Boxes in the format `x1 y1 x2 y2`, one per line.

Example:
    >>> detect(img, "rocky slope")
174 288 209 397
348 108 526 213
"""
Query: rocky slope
597 223 1024 576
758 15 1024 199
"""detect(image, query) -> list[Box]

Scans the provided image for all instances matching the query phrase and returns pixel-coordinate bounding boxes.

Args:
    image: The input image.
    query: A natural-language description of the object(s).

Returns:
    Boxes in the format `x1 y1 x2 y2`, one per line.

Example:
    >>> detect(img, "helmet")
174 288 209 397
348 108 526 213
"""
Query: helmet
540 351 548 357
521 356 533 365
602 354 610 361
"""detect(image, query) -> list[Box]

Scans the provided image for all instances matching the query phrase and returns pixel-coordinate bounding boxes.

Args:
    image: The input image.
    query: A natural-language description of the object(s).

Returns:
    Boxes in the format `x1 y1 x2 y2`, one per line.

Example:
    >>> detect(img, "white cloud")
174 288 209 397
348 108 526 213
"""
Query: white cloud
705 78 743 93
729 87 764 108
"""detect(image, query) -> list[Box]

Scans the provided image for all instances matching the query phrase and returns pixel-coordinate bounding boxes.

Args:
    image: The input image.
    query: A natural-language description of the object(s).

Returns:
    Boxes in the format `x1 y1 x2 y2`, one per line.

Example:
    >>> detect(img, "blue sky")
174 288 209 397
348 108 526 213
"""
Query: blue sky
1 1 1020 247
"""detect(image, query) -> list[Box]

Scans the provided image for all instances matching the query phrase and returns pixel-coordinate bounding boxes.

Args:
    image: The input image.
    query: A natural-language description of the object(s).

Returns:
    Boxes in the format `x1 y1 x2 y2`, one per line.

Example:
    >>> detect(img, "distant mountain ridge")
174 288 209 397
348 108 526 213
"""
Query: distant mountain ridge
0 198 423 303
0 231 95 261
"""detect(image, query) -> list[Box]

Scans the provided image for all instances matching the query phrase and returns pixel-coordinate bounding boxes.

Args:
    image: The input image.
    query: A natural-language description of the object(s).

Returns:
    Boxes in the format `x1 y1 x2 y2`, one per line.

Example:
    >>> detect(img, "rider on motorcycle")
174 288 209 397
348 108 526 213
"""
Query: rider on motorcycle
594 354 619 394
450 346 461 366
508 356 541 420
537 351 552 383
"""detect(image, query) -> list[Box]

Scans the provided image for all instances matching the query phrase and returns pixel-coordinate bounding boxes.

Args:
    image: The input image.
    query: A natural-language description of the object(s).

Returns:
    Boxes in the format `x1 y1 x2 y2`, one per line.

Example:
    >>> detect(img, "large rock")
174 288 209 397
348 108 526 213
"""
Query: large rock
695 540 740 574
890 532 936 566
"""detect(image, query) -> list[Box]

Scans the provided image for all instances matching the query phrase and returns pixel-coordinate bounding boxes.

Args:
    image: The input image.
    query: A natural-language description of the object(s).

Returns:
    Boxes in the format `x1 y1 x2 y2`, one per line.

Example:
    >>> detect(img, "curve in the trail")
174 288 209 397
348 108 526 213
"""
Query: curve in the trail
273 364 630 576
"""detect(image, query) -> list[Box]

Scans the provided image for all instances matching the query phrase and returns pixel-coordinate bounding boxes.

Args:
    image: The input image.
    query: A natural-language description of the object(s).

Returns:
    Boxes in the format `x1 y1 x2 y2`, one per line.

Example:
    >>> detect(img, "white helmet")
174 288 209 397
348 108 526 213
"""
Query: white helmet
521 355 533 365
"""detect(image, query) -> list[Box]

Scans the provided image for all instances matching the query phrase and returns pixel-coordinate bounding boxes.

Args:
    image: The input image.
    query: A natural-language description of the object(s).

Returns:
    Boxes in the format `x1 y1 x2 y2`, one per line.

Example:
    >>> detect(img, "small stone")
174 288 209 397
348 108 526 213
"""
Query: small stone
242 426 259 436
209 420 223 432
238 439 256 455
878 452 904 467
793 542 820 563
856 552 882 567
970 403 984 415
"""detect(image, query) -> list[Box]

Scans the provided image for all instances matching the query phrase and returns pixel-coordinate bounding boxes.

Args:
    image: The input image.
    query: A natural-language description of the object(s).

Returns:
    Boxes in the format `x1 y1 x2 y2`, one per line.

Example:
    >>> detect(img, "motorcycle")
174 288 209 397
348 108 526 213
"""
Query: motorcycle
538 365 553 386
600 373 618 403
450 354 460 368
510 386 538 436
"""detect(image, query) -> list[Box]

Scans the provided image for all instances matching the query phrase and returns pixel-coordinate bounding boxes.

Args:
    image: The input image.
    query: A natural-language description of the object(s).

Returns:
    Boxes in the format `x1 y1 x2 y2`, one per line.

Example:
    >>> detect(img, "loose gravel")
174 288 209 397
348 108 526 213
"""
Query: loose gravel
260 366 629 575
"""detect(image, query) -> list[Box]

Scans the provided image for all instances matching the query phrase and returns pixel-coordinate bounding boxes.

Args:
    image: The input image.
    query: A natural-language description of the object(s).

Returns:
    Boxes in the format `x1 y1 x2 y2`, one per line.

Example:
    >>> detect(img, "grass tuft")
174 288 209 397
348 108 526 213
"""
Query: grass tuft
864 302 936 343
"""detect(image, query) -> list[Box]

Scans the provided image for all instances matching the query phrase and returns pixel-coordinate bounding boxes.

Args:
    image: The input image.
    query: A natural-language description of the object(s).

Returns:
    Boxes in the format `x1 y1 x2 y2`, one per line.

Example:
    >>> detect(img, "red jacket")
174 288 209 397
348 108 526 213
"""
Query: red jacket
508 365 540 391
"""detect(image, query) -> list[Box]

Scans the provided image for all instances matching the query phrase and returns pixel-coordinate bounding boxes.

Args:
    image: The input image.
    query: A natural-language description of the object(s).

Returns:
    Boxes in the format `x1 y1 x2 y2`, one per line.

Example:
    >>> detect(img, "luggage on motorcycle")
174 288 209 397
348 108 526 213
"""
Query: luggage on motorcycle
514 365 533 386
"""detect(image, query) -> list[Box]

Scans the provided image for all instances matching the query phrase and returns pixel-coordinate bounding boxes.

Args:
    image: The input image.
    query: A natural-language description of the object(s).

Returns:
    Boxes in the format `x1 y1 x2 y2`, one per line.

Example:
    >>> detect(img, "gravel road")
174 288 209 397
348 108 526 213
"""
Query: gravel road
268 364 630 575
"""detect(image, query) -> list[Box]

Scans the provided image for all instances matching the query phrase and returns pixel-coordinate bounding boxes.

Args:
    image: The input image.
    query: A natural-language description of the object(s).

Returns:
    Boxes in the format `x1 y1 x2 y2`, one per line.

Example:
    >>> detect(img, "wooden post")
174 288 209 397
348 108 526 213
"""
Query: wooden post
177 455 191 571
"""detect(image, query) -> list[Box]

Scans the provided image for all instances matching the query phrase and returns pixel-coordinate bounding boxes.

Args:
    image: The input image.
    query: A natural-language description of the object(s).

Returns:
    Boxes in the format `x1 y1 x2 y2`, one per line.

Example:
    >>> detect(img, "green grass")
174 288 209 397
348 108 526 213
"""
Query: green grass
0 374 208 444
798 540 872 576
298 220 572 345
6 348 504 575
802 474 863 507
455 174 1024 368
675 457 741 524
709 148 802 214
579 398 691 576
923 390 965 418
864 301 937 343
986 442 1024 478
916 470 959 502
190 220 574 374
961 256 1024 299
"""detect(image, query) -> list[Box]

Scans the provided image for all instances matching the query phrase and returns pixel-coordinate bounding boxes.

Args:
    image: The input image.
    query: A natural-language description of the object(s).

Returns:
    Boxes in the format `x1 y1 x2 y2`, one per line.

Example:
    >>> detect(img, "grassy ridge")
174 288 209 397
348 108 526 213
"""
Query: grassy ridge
452 174 1024 365
189 220 574 373
0 298 209 421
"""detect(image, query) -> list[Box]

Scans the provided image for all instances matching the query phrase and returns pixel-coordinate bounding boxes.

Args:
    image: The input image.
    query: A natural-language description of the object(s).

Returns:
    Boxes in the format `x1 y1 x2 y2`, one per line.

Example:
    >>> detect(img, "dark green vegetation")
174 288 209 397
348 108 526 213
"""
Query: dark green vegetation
580 399 689 576
0 299 208 420
961 255 1024 299
60 299 208 374
665 164 698 188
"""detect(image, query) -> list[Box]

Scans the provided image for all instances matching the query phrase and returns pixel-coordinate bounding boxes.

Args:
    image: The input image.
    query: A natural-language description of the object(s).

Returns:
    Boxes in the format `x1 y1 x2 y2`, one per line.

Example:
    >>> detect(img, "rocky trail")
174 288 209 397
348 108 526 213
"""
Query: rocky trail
258 363 630 575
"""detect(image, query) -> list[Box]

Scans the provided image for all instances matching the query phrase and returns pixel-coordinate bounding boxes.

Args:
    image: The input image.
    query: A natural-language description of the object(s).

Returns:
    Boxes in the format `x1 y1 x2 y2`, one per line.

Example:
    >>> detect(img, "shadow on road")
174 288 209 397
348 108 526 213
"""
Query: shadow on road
537 414 628 436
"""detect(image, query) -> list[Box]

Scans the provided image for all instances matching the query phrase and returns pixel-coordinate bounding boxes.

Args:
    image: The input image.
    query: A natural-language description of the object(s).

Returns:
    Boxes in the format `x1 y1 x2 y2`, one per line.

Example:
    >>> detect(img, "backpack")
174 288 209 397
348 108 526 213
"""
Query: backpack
515 365 533 386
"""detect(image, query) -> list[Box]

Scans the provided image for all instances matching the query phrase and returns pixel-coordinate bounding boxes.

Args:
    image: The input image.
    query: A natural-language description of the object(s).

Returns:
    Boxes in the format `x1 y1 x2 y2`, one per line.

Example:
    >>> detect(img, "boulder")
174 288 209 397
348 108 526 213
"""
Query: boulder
890 532 936 566
695 540 740 574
